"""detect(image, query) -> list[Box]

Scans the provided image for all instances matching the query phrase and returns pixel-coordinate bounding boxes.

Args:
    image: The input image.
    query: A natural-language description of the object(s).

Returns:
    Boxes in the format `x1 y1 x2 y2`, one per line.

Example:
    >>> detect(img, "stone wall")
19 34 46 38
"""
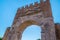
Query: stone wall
12 0 52 25
2 27 11 40
55 23 60 40
2 0 58 40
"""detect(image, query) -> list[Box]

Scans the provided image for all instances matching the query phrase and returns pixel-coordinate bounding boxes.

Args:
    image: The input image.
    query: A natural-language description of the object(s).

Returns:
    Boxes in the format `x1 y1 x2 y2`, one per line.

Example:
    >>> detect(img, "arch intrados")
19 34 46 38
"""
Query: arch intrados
18 20 42 33
21 25 41 40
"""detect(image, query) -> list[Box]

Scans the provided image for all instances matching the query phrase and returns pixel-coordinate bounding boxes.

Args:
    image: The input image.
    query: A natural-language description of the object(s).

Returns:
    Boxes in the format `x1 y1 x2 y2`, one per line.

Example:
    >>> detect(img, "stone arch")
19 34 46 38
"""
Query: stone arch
21 25 41 40
2 0 57 40
16 20 48 40
17 20 42 40
15 17 56 40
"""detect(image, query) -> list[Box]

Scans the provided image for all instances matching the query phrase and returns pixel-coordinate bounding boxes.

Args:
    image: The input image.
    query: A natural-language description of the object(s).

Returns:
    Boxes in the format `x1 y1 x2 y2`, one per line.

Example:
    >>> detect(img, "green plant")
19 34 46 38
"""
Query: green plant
0 38 2 40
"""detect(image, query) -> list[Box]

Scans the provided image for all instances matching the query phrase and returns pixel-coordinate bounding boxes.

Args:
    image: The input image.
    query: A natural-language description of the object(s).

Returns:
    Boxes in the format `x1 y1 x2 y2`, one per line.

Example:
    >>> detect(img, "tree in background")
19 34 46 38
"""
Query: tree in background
37 39 41 40
0 37 2 40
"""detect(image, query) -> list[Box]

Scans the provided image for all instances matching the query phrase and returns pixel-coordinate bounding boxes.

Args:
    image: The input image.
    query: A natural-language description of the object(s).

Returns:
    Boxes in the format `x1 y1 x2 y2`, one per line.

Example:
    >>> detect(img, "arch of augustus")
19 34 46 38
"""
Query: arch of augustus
3 0 60 40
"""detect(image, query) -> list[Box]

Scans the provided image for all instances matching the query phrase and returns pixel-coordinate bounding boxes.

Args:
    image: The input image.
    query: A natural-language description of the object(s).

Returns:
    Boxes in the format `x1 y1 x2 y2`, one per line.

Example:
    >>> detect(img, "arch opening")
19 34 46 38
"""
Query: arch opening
21 25 42 40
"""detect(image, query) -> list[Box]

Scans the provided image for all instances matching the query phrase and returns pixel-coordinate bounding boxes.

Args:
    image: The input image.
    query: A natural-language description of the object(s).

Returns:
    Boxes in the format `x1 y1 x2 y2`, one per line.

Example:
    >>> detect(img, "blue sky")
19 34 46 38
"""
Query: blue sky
0 0 60 39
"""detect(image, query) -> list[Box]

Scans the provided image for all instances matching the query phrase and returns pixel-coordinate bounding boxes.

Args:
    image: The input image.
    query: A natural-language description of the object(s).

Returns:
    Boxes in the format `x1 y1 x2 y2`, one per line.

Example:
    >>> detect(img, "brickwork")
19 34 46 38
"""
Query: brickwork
2 0 58 40
55 23 60 40
2 27 11 40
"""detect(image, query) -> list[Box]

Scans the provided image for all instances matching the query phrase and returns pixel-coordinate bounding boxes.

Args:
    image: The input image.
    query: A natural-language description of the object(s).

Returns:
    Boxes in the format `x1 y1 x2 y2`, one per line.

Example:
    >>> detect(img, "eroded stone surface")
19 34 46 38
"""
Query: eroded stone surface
2 0 58 40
